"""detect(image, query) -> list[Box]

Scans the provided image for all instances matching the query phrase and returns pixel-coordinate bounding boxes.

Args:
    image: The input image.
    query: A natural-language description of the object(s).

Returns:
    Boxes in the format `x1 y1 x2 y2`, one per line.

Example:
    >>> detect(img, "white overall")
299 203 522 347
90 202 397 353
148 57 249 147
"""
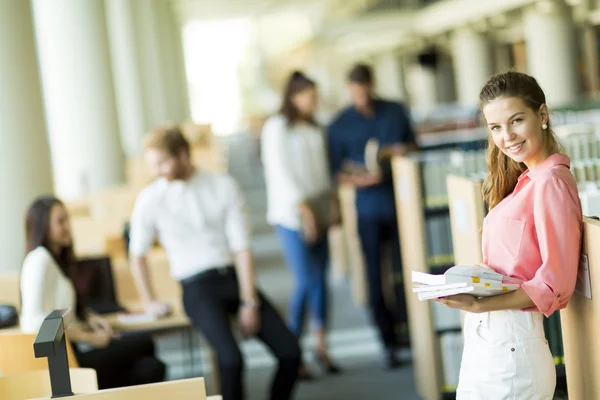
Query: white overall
457 310 556 400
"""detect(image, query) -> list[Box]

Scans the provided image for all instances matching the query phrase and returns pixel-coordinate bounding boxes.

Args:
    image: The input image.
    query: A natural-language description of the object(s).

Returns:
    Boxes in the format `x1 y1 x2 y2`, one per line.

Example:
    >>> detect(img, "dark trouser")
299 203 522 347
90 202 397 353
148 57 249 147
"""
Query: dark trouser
357 216 407 349
75 335 165 390
181 267 301 400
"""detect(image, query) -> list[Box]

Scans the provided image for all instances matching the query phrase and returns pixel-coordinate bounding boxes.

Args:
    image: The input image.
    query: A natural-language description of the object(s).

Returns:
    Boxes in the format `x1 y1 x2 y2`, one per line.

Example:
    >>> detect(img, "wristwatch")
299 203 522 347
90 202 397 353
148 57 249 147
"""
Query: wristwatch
240 299 260 308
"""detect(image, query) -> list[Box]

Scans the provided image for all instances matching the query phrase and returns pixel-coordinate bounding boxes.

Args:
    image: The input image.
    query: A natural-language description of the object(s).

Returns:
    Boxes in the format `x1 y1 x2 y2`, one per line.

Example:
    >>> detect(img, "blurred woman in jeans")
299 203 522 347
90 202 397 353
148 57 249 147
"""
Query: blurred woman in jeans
261 71 341 379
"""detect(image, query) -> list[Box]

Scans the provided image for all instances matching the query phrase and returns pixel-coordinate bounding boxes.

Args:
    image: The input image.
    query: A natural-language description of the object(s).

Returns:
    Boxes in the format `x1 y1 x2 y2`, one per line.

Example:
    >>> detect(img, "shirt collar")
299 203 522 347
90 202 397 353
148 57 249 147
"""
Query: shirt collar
159 168 201 188
519 153 571 181
351 99 383 117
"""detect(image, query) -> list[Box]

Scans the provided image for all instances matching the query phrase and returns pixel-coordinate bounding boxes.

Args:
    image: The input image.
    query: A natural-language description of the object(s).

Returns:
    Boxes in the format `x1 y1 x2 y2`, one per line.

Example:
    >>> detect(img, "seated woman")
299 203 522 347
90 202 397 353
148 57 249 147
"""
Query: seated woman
19 196 166 389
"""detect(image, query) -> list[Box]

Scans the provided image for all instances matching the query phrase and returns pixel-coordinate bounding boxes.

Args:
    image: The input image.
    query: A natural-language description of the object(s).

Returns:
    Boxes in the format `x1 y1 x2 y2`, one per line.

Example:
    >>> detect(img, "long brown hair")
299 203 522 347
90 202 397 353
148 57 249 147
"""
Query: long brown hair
24 196 85 319
279 71 317 126
479 72 562 210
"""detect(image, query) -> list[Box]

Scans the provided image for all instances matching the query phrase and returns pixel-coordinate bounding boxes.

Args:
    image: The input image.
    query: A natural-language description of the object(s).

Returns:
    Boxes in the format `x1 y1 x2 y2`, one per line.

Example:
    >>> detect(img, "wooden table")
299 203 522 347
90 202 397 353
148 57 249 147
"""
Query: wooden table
0 325 22 335
104 308 220 394
0 311 220 395
28 377 207 400
105 309 190 335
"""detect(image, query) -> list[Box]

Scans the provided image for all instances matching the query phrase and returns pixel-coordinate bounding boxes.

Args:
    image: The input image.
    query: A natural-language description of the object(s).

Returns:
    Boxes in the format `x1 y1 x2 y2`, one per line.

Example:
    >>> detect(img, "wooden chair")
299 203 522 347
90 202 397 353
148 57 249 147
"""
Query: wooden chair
0 333 79 375
28 377 206 400
0 271 21 311
83 185 138 221
0 368 97 400
125 157 154 190
111 250 181 312
71 216 127 258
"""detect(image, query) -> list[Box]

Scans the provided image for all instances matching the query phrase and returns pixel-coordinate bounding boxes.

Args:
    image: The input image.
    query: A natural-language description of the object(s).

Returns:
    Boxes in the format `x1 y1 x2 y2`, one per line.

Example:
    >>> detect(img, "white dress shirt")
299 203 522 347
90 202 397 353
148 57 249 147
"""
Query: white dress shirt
261 114 332 230
20 246 77 334
129 170 251 281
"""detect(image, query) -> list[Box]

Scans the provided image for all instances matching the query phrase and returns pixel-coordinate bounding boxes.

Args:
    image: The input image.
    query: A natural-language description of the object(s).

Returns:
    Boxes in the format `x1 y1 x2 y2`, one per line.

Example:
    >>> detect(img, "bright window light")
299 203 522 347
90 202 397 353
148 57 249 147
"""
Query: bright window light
183 18 251 136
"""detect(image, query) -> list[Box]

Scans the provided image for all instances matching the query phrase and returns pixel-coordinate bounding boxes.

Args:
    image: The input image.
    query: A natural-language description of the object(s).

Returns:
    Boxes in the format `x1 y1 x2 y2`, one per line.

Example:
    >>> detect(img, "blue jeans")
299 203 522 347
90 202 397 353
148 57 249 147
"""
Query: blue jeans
275 225 329 336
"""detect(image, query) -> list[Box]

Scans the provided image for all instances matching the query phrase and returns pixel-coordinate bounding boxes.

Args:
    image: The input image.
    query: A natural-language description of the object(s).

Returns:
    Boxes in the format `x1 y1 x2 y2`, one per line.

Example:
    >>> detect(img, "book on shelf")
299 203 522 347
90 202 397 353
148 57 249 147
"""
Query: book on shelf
412 265 521 301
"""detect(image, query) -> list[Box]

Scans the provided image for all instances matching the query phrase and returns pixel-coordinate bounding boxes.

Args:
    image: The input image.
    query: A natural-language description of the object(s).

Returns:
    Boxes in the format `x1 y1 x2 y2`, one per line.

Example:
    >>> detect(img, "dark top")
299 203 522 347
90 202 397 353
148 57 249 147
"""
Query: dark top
327 99 416 219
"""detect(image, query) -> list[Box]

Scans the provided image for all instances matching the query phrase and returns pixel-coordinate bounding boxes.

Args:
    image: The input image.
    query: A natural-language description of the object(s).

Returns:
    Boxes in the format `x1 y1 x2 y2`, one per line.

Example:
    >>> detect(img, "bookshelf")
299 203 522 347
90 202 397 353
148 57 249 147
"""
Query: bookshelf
560 217 600 400
392 148 488 399
392 151 485 399
446 175 485 267
392 155 443 400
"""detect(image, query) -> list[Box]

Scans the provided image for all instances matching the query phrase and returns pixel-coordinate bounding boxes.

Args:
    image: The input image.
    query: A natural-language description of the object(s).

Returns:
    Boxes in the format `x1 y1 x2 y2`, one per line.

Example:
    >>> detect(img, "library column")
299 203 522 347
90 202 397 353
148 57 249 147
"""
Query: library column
106 0 189 157
32 0 125 199
134 0 190 129
406 62 438 115
523 1 579 106
451 27 493 106
375 51 406 102
0 1 54 272
105 0 148 157
161 0 190 123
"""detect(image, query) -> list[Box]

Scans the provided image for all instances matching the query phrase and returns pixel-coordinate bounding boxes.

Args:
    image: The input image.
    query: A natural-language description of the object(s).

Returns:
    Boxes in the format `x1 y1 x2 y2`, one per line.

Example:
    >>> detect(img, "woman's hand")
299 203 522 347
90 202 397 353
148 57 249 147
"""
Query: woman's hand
353 172 383 188
85 330 111 349
299 203 319 244
435 294 482 313
88 314 115 337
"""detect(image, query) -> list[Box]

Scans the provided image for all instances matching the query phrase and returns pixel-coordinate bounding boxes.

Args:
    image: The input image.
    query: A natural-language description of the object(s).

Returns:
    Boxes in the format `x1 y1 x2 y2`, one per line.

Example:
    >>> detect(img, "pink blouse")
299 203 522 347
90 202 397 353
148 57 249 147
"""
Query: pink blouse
482 153 582 317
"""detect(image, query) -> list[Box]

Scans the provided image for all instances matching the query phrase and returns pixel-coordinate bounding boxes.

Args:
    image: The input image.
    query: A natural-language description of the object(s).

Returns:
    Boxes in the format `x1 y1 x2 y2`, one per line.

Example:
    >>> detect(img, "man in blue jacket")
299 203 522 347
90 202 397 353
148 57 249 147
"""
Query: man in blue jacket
328 64 418 368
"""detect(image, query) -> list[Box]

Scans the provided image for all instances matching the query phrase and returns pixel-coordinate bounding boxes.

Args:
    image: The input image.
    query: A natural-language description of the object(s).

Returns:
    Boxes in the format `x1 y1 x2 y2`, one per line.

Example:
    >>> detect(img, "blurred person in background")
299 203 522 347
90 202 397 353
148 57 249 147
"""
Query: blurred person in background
327 63 418 369
129 126 301 400
261 71 342 380
20 196 165 389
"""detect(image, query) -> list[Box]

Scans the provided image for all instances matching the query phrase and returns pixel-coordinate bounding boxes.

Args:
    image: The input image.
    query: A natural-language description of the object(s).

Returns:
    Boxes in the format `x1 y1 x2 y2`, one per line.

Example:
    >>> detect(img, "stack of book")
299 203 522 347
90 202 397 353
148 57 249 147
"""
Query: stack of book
412 265 521 301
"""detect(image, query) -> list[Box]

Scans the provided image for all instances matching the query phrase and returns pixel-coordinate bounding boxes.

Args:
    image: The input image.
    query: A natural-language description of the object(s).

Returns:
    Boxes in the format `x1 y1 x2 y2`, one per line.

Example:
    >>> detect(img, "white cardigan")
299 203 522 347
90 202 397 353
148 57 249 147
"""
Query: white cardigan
261 114 332 230
19 246 76 334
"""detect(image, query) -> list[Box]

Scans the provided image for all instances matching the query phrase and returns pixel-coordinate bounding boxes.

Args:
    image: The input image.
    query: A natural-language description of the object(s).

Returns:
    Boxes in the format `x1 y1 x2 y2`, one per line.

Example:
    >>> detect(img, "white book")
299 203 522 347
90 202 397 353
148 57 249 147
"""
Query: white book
412 265 521 286
412 265 522 301
418 286 475 300
412 282 468 293
416 282 520 301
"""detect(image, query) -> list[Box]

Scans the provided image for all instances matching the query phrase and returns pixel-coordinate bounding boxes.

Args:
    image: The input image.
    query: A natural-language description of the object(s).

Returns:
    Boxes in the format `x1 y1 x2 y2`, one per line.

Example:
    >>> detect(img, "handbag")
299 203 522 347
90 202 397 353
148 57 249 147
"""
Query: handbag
301 191 340 243
0 304 18 328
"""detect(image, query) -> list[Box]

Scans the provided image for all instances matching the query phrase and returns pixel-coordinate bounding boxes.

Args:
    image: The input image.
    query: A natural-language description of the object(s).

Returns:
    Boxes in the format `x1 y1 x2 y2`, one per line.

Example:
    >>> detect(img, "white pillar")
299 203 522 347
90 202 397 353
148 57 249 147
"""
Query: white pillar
134 0 190 129
494 42 513 74
105 0 147 157
375 52 406 101
106 0 190 157
32 0 125 199
406 63 438 116
0 1 54 272
451 27 493 106
523 0 579 106
163 1 191 123
436 53 457 104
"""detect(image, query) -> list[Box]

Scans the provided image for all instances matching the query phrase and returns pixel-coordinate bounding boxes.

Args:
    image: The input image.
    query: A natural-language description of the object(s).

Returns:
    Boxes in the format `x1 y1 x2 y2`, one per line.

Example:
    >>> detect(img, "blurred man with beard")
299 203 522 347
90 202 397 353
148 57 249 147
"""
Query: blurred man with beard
129 126 301 400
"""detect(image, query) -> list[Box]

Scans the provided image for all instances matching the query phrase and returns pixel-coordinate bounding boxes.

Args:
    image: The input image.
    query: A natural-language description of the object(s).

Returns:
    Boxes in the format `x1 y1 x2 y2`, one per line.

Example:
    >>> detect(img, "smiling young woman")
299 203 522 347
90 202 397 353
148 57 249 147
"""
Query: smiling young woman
436 72 583 399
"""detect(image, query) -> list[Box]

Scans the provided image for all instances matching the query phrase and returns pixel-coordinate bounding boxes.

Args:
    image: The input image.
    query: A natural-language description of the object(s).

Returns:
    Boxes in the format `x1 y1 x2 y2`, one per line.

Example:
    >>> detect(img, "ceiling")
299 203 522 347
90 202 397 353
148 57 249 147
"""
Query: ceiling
168 0 543 58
